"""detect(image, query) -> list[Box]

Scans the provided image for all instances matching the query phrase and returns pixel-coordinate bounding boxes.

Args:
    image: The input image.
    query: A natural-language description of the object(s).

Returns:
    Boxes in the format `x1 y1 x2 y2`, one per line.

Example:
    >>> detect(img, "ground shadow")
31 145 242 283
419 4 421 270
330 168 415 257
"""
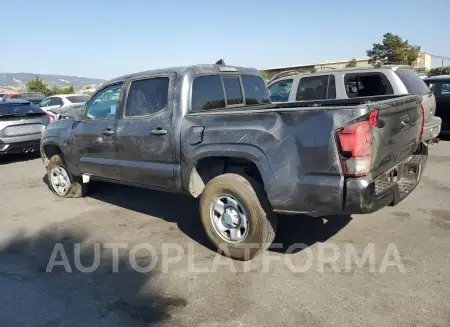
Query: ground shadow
0 153 40 165
43 180 352 257
270 214 352 254
87 182 213 251
0 225 187 326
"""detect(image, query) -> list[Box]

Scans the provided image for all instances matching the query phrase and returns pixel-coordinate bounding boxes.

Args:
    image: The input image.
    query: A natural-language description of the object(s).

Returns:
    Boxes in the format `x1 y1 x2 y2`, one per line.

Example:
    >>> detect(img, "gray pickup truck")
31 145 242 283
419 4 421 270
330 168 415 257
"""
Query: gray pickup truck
40 62 428 260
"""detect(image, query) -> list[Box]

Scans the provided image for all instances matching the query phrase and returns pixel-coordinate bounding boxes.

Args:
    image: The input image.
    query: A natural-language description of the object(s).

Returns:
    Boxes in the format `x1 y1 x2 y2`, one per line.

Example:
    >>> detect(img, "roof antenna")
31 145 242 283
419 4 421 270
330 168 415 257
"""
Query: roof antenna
215 59 225 65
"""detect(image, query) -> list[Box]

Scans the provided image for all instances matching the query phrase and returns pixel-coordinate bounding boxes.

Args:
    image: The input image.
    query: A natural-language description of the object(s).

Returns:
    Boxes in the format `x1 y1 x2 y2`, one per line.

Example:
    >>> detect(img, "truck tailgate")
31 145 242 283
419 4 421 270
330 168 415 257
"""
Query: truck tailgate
369 95 423 178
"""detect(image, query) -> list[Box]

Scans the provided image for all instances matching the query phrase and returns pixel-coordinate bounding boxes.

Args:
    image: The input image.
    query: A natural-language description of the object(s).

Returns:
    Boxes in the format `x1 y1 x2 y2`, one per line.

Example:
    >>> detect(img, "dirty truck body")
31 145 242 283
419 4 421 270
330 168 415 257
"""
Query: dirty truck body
40 63 427 260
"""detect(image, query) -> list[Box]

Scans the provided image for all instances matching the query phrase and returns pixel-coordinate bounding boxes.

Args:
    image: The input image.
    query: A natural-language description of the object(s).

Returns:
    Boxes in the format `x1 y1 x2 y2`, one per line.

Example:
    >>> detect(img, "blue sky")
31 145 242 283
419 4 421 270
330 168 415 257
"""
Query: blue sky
1 0 449 79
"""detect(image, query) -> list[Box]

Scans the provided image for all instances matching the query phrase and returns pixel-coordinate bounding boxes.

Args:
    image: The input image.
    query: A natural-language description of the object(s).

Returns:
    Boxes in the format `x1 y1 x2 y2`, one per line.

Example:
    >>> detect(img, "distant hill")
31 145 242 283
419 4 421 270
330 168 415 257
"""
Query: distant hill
0 73 106 92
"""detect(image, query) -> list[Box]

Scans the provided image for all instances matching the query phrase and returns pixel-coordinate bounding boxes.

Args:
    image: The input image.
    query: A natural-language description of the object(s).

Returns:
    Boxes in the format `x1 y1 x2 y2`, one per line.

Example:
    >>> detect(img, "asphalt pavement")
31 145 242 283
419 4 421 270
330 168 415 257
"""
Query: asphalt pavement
0 142 449 327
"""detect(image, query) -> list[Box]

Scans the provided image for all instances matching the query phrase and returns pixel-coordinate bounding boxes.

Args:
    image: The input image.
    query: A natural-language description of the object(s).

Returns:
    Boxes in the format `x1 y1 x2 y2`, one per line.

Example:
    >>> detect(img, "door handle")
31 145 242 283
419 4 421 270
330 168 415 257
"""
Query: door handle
102 129 115 136
150 128 167 136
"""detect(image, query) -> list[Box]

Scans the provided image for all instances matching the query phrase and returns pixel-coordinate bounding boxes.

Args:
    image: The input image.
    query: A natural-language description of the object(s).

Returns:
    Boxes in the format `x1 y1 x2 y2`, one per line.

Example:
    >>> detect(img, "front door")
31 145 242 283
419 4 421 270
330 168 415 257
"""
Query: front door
72 83 124 179
115 75 175 188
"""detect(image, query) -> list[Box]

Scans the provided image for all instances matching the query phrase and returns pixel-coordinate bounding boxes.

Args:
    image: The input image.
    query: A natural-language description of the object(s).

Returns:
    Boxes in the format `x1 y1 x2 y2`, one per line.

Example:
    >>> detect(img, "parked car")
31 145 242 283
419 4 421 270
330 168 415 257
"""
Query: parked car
0 92 46 105
40 62 427 260
267 65 441 143
0 99 50 155
19 92 46 104
38 94 90 121
423 76 450 133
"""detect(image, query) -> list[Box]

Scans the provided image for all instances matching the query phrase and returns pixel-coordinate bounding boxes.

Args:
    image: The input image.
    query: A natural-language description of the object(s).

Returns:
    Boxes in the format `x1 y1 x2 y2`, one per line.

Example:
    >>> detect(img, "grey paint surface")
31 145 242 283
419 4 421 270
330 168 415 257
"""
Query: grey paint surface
41 64 426 215
0 143 449 326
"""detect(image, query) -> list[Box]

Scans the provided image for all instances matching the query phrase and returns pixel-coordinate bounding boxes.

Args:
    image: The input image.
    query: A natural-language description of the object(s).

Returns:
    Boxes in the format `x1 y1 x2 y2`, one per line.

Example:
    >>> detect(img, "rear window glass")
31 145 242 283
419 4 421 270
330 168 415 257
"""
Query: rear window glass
344 72 394 98
395 69 430 94
66 95 89 103
191 74 270 112
0 103 44 116
222 76 243 105
296 75 336 101
241 75 270 105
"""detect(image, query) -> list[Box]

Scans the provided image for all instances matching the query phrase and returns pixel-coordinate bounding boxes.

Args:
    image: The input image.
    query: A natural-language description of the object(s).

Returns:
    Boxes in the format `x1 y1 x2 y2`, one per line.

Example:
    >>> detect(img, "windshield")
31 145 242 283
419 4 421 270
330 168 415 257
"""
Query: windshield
66 95 89 103
0 103 44 116
395 69 431 94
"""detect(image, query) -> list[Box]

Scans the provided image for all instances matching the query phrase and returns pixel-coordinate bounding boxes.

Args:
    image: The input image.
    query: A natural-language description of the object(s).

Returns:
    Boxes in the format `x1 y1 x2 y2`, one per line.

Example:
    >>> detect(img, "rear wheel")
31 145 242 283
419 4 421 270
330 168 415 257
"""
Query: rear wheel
47 155 87 198
200 173 277 260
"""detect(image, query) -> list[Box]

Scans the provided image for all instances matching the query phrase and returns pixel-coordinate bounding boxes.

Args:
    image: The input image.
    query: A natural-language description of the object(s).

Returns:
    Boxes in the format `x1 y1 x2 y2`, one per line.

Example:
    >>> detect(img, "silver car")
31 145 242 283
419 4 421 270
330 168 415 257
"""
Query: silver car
267 65 441 142
0 99 50 155
38 94 90 121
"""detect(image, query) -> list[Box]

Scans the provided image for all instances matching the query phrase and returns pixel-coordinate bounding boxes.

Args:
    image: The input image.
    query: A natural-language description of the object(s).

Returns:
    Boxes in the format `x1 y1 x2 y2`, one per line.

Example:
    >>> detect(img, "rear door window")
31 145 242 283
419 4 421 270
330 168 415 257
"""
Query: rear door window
125 77 169 117
50 97 63 107
296 75 335 101
344 72 394 98
395 69 431 95
268 79 293 102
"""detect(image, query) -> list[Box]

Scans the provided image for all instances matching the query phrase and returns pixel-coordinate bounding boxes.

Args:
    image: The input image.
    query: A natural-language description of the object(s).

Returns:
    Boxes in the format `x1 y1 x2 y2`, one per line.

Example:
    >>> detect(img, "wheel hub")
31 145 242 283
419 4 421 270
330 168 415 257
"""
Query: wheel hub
223 207 240 227
210 194 249 244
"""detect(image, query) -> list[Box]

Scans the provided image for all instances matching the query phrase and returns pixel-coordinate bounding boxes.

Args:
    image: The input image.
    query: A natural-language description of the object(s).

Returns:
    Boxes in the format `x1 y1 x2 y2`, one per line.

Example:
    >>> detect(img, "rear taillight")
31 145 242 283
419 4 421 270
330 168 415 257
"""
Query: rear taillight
418 104 425 141
45 111 56 122
335 110 378 177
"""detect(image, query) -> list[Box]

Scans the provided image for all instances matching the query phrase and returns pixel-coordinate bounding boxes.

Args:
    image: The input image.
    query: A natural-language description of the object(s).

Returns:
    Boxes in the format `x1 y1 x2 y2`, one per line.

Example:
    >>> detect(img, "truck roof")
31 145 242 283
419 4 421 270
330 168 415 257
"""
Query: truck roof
106 64 261 85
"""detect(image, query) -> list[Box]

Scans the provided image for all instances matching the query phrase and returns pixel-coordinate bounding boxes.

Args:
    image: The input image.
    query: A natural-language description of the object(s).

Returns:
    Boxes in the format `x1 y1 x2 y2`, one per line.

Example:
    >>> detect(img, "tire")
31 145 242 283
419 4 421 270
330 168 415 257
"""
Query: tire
200 173 277 260
47 155 87 198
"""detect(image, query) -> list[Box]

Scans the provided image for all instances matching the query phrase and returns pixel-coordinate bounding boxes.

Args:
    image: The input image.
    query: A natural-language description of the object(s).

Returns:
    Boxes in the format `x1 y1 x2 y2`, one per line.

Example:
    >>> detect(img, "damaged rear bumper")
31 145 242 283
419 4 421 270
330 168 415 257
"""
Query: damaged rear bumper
343 143 428 214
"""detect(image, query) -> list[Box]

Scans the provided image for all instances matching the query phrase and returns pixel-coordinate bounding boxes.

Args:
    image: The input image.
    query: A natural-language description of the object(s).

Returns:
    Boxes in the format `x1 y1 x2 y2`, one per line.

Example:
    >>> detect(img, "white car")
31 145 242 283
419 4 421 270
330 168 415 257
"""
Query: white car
38 94 90 122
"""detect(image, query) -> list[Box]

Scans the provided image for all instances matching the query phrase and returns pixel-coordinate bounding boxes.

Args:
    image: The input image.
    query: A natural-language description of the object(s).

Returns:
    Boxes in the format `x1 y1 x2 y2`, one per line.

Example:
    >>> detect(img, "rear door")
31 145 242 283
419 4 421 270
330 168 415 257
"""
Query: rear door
115 74 176 188
71 83 123 179
394 68 436 123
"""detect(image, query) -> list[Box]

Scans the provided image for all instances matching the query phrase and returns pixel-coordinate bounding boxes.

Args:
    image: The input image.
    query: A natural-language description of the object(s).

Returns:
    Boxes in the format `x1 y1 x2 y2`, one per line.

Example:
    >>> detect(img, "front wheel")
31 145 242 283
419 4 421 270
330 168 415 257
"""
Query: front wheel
47 155 87 198
200 173 277 260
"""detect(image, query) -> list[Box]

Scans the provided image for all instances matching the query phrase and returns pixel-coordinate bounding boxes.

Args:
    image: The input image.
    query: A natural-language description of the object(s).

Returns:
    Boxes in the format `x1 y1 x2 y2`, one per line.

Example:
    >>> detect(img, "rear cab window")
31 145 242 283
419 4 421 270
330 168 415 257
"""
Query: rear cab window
344 72 393 98
395 69 431 95
191 74 270 112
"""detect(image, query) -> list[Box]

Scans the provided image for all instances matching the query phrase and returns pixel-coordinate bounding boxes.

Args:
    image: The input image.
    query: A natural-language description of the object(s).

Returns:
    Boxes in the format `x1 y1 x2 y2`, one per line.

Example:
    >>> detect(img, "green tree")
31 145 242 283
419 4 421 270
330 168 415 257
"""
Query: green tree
427 66 450 77
345 58 357 68
366 33 421 66
48 85 75 96
260 70 269 80
26 77 52 96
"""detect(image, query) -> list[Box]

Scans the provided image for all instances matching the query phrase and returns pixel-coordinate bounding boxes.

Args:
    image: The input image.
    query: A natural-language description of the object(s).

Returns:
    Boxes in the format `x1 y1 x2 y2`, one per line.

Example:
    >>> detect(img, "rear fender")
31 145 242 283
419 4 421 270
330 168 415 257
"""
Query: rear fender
183 144 274 197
